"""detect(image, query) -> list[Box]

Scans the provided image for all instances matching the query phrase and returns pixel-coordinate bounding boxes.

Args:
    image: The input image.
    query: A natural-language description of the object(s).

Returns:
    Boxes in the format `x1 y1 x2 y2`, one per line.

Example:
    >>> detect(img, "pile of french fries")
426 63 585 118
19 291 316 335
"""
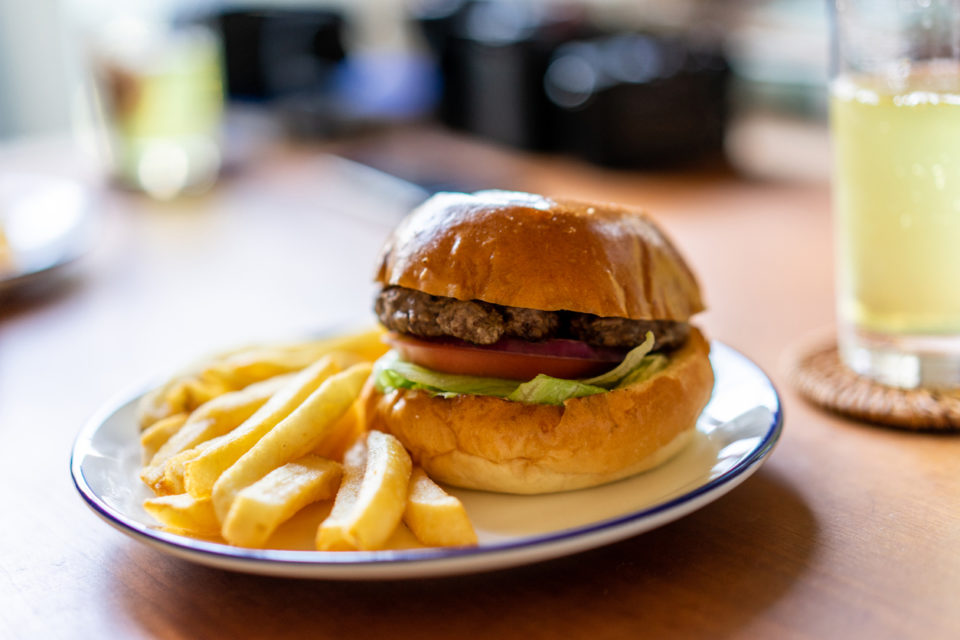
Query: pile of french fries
137 328 478 551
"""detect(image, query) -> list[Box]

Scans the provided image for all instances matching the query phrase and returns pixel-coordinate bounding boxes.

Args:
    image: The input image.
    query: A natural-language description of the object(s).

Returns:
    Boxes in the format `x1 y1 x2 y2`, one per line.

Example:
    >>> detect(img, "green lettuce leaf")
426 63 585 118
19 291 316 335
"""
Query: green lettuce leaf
506 375 606 405
373 352 518 397
581 332 655 388
615 353 668 388
373 331 670 406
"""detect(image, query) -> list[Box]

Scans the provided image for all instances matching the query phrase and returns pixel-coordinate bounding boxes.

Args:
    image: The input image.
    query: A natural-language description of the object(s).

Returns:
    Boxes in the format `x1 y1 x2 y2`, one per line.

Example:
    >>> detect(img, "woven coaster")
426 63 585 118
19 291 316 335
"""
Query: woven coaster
790 340 960 431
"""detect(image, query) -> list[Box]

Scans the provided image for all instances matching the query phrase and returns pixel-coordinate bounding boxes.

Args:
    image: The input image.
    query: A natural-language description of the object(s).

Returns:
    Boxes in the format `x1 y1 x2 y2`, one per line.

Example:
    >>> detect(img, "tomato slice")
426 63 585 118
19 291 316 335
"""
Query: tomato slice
384 333 625 381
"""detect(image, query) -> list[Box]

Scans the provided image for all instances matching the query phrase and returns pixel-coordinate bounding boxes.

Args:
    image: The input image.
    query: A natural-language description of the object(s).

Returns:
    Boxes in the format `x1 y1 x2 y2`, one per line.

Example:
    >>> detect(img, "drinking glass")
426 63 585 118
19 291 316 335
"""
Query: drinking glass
829 0 960 388
89 17 224 200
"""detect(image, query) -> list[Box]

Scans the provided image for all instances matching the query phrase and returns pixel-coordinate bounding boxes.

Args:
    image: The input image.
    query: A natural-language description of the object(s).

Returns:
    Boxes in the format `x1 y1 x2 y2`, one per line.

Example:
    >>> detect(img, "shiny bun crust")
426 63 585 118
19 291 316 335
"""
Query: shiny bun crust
375 190 704 322
362 328 714 494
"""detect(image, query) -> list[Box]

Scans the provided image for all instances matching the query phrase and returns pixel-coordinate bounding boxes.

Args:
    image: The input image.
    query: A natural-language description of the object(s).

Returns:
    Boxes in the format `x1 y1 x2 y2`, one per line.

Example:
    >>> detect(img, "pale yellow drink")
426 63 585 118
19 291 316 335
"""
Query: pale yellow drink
831 66 960 339
94 25 223 199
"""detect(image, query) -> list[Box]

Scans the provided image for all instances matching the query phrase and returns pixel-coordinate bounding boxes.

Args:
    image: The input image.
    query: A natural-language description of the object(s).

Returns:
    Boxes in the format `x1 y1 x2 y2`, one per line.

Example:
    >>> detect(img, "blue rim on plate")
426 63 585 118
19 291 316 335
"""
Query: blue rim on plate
71 341 782 579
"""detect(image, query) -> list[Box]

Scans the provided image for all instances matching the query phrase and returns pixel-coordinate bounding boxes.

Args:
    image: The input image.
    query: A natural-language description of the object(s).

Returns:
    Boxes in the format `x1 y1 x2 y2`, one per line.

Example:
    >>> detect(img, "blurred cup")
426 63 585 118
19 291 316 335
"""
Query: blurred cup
90 17 224 200
829 0 960 388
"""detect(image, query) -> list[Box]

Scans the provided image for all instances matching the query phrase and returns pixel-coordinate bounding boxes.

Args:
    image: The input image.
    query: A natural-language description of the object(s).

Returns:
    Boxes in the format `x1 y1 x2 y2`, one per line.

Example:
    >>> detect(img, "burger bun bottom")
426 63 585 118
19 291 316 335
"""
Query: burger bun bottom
362 328 714 495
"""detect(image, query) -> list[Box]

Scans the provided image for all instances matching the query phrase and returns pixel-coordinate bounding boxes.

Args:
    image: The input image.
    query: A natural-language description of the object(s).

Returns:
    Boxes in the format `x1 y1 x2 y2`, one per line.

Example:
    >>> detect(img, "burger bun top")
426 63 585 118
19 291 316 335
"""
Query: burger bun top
375 190 704 321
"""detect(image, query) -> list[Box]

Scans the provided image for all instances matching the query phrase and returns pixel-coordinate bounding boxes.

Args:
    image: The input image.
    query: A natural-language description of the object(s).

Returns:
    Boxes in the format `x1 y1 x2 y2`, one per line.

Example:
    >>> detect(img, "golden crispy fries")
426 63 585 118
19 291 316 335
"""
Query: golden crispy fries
316 430 412 551
138 382 181 431
294 327 389 364
211 363 372 522
404 467 478 547
183 356 344 500
138 376 232 430
315 440 366 551
138 383 182 430
143 494 220 536
203 327 388 390
149 374 288 462
203 348 325 390
315 400 365 462
222 455 342 548
151 444 213 496
136 331 417 551
140 413 189 464
137 327 387 429
180 377 233 411
384 522 426 550
139 375 289 491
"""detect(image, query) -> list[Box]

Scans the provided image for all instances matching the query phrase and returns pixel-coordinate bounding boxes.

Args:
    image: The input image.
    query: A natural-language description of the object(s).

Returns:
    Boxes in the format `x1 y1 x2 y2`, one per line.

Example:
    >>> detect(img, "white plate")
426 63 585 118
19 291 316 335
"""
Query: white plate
0 174 96 294
71 341 782 580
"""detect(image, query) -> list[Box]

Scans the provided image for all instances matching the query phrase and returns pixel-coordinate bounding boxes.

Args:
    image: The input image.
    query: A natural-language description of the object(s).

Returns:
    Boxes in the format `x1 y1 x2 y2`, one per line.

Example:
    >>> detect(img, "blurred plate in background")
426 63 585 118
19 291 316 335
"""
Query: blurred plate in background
0 174 96 295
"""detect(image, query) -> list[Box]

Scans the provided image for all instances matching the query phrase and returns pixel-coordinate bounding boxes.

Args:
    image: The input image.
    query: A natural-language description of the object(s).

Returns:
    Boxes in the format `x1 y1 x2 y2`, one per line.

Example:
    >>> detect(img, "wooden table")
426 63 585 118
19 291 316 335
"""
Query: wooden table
2 126 958 639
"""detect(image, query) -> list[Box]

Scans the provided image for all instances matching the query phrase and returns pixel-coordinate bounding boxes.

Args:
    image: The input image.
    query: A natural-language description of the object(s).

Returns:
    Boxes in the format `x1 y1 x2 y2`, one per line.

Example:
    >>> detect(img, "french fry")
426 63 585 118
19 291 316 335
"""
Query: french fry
211 363 372 522
152 444 212 496
138 382 184 430
383 522 423 550
139 375 289 491
315 440 366 550
140 413 189 464
244 327 389 372
199 327 387 389
315 400 365 462
221 455 342 548
150 374 287 462
296 326 389 364
138 375 232 430
202 348 327 390
181 376 234 411
183 356 344 500
404 467 478 547
136 327 387 429
143 494 220 536
137 331 396 549
316 430 413 551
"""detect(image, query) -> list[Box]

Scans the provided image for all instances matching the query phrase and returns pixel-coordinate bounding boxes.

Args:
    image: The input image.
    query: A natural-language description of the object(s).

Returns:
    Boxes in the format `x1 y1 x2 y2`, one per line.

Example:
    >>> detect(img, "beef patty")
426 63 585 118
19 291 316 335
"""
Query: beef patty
375 286 689 351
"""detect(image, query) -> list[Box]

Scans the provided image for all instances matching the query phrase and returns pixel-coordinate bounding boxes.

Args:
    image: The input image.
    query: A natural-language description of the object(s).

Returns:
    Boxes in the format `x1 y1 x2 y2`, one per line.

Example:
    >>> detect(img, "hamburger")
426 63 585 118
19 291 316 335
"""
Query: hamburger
363 190 713 494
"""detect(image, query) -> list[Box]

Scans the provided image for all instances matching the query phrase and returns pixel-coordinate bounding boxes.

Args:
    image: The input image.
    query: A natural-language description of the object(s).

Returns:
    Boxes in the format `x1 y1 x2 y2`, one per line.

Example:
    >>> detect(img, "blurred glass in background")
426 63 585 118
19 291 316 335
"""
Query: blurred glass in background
87 13 224 199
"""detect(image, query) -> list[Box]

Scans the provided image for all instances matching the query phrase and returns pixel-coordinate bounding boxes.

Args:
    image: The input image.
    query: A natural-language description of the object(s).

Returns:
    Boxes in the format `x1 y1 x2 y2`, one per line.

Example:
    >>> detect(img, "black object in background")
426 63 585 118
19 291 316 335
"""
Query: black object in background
218 9 346 100
545 34 730 167
413 0 730 167
413 0 594 150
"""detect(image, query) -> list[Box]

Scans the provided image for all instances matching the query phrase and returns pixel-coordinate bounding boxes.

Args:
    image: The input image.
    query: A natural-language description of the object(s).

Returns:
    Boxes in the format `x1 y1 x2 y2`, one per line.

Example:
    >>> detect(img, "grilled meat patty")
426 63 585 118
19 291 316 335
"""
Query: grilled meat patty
375 286 689 350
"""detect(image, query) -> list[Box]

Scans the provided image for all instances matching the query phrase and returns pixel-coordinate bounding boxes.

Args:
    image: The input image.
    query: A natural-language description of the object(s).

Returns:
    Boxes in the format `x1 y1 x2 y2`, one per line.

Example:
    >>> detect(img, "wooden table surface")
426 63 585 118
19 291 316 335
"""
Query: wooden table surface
1 126 958 640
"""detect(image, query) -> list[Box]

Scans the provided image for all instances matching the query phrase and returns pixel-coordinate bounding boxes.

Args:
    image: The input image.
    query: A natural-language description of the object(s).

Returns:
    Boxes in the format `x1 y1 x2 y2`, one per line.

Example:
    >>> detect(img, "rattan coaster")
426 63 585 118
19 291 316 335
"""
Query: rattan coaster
790 340 960 431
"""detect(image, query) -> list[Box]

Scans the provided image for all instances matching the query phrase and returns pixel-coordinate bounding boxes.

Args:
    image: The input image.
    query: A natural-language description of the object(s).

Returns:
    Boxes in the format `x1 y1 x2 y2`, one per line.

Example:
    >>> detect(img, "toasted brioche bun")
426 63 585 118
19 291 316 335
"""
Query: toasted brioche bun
375 190 704 321
362 328 714 494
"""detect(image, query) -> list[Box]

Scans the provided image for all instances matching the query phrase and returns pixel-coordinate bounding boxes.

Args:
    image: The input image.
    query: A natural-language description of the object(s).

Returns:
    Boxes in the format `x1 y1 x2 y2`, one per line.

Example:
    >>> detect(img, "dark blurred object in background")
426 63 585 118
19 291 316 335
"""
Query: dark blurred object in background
210 1 731 168
218 9 346 101
412 0 730 167
217 7 435 139
412 0 595 150
546 34 729 167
